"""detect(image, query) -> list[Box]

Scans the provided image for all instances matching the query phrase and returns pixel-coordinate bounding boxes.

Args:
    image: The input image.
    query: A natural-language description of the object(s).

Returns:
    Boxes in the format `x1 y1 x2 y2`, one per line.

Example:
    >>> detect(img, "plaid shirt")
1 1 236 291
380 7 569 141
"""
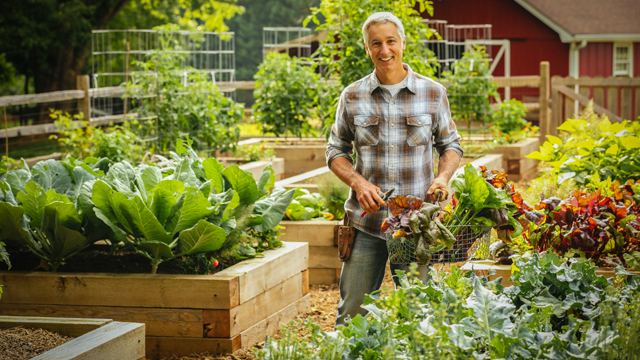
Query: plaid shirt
326 64 463 239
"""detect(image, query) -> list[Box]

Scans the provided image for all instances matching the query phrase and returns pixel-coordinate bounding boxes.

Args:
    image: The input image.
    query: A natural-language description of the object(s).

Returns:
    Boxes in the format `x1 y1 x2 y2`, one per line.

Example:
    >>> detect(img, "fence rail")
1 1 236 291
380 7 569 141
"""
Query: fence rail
2 65 552 144
549 76 640 137
0 90 86 108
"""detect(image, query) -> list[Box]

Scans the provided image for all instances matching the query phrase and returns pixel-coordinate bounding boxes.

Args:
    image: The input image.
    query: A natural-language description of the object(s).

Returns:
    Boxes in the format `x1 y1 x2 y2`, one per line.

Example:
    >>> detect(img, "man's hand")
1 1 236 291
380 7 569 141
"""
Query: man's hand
352 178 387 214
426 176 449 202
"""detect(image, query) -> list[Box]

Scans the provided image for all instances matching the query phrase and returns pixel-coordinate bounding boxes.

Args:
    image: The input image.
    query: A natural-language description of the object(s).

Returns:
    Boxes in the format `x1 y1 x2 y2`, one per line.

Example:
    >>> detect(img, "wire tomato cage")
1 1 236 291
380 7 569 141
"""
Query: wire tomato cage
385 194 490 265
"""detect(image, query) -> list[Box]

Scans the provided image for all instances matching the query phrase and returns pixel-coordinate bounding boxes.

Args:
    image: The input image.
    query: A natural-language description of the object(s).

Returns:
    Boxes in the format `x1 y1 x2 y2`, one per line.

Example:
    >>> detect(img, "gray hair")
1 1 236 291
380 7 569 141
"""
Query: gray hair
362 12 405 45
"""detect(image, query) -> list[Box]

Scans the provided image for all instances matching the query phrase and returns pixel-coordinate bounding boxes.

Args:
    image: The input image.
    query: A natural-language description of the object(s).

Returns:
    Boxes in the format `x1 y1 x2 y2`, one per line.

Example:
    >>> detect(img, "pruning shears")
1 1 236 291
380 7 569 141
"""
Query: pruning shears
361 188 395 217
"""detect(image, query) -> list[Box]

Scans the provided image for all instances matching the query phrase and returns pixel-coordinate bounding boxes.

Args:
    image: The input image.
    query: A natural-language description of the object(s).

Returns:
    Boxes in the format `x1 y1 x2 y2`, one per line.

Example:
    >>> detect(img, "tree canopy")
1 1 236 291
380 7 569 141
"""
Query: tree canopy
0 0 243 95
226 0 318 81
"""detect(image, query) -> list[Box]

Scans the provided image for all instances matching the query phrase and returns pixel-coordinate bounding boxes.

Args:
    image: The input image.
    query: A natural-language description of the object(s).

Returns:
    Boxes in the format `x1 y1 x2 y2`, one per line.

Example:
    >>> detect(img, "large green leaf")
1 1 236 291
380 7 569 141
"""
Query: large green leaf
94 208 128 244
256 164 276 199
78 180 99 224
31 160 73 196
252 188 295 232
150 180 184 226
48 202 82 231
0 181 18 205
165 187 213 236
119 196 173 244
223 165 259 205
138 165 163 200
179 219 226 255
207 188 235 225
5 168 30 196
16 181 47 228
170 158 201 188
202 158 224 193
69 166 96 200
136 241 174 261
463 278 516 340
91 180 132 233
104 161 139 197
55 222 89 258
0 202 32 246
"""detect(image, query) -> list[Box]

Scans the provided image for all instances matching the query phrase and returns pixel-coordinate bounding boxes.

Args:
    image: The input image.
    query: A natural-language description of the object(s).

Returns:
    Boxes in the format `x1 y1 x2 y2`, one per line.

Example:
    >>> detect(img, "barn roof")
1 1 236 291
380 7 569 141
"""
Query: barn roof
516 0 640 42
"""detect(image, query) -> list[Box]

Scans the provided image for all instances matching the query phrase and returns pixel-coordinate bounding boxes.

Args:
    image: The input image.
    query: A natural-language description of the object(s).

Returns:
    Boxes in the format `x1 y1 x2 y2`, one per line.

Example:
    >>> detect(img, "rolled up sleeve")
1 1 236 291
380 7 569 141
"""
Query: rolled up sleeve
433 90 464 158
326 90 355 169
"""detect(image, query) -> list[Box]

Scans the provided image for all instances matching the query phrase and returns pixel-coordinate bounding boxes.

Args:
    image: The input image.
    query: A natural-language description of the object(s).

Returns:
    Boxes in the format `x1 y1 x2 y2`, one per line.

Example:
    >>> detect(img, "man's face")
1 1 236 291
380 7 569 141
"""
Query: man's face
365 22 406 77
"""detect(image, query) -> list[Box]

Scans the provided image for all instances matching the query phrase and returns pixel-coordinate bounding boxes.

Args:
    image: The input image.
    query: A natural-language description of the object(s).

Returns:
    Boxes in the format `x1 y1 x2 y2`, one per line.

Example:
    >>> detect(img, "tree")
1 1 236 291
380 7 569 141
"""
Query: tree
0 0 243 96
226 0 318 81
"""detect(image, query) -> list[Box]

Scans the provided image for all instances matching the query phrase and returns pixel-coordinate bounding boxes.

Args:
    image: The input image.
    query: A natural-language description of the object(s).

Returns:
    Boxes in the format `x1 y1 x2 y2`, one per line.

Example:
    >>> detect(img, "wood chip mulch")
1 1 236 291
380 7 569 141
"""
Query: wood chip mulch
0 327 74 360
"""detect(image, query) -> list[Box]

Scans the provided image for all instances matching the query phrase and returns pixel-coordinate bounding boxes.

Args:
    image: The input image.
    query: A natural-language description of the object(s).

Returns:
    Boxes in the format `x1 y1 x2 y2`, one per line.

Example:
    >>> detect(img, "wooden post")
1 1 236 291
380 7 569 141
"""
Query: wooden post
123 42 130 124
539 61 550 141
551 77 563 138
76 75 91 121
3 106 8 158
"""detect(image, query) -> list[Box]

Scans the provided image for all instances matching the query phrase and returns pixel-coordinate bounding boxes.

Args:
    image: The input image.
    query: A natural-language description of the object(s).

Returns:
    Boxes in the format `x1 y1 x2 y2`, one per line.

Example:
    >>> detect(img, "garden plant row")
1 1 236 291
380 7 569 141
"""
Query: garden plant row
0 140 313 358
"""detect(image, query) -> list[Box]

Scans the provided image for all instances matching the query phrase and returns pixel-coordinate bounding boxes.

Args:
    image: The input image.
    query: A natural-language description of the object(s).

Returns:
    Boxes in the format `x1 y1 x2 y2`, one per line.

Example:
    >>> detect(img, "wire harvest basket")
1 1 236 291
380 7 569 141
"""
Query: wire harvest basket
386 224 490 265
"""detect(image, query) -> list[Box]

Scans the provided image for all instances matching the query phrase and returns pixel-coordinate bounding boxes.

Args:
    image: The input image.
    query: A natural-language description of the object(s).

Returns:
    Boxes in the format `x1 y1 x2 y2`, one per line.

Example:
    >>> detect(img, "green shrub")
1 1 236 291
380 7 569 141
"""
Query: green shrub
49 109 145 163
252 52 324 138
442 46 499 128
127 27 244 153
527 105 640 185
233 143 275 162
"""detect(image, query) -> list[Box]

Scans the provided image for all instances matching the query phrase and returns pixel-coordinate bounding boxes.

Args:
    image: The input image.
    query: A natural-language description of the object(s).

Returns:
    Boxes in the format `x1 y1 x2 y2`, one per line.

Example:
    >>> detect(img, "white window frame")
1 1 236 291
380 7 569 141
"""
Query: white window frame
613 42 633 77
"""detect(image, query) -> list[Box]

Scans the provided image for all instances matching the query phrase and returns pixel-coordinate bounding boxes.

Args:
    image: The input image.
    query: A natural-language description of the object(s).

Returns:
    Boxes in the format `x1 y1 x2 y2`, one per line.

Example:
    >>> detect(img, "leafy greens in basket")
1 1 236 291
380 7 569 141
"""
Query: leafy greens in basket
381 164 529 265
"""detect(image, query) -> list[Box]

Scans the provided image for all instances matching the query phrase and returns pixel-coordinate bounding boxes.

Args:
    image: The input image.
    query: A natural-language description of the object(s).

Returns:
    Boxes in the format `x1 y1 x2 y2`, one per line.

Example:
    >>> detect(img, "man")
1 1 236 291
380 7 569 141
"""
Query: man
325 12 463 327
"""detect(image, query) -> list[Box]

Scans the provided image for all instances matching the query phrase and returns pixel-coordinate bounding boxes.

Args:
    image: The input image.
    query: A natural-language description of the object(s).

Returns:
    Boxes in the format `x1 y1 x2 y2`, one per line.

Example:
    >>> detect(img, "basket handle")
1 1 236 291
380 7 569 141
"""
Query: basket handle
433 189 447 202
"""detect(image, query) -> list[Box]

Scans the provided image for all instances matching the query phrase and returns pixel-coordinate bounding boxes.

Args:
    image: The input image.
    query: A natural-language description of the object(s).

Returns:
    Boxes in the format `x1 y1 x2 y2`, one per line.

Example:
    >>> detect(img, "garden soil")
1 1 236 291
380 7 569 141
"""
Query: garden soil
0 327 74 360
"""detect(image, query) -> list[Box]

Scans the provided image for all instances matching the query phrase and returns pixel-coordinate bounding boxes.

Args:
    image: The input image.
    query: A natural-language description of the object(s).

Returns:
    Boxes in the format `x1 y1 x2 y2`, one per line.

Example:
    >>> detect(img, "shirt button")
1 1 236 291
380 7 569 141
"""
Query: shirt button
390 101 395 105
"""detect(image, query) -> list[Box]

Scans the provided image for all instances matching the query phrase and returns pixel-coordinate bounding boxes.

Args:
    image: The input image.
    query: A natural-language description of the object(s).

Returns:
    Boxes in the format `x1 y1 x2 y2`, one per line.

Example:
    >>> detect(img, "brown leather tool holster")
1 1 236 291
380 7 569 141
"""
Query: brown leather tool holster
334 213 355 262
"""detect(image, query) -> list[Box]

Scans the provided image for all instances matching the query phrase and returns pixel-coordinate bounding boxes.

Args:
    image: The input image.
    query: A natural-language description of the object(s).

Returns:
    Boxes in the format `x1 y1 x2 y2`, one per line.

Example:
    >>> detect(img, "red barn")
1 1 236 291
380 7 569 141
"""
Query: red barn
424 0 640 78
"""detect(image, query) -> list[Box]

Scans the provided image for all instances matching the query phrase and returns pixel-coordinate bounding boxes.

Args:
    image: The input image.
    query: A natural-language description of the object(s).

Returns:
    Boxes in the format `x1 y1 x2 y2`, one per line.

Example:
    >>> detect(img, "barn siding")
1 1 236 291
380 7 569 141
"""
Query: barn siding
422 0 570 77
579 43 613 77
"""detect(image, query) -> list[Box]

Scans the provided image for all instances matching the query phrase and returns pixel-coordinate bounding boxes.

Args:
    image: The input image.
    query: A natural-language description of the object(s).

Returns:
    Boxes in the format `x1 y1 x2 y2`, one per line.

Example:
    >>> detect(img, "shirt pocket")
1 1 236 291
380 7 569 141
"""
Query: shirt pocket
354 115 380 146
406 114 433 146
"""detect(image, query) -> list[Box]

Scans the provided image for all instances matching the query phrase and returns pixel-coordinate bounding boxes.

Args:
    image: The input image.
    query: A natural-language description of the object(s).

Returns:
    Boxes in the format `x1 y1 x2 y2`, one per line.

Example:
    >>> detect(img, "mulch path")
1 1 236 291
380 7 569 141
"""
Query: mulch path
0 327 74 360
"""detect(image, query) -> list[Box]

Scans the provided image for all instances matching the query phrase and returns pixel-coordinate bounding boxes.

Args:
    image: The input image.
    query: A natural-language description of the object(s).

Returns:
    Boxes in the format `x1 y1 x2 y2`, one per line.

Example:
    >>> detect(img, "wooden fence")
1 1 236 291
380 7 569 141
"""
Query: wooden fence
2 64 552 156
549 76 640 137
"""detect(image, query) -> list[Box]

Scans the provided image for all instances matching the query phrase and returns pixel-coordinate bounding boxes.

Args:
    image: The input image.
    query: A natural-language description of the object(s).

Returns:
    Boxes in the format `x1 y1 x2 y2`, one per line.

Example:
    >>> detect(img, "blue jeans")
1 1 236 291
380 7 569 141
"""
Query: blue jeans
335 229 431 328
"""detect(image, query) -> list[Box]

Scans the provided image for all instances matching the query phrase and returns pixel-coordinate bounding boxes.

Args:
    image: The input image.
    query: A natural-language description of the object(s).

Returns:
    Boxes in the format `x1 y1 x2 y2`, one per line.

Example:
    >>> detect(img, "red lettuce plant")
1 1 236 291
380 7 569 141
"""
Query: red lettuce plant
525 180 640 268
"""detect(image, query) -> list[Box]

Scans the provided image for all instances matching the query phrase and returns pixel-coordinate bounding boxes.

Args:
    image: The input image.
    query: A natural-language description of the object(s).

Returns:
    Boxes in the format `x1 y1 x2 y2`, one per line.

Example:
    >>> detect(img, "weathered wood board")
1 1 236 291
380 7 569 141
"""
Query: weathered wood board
278 221 342 284
0 242 310 359
0 304 202 337
33 321 146 360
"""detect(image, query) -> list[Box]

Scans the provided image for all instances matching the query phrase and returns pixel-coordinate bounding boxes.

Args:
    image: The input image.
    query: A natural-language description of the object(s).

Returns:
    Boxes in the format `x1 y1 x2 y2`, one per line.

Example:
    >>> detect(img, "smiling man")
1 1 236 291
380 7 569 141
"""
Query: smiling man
326 12 464 327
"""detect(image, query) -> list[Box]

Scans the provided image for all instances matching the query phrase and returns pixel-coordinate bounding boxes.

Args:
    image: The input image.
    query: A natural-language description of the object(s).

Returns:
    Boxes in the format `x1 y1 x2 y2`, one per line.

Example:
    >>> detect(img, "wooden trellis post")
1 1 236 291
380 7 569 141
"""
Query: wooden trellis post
76 75 91 120
539 61 550 141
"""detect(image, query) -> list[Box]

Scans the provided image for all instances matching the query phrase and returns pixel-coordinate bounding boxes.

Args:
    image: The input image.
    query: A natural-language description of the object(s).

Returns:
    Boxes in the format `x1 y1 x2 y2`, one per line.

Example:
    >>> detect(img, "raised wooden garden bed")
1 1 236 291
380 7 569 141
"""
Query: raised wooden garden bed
279 221 342 285
0 242 310 359
0 316 145 360
461 261 640 287
227 138 326 179
489 137 540 182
